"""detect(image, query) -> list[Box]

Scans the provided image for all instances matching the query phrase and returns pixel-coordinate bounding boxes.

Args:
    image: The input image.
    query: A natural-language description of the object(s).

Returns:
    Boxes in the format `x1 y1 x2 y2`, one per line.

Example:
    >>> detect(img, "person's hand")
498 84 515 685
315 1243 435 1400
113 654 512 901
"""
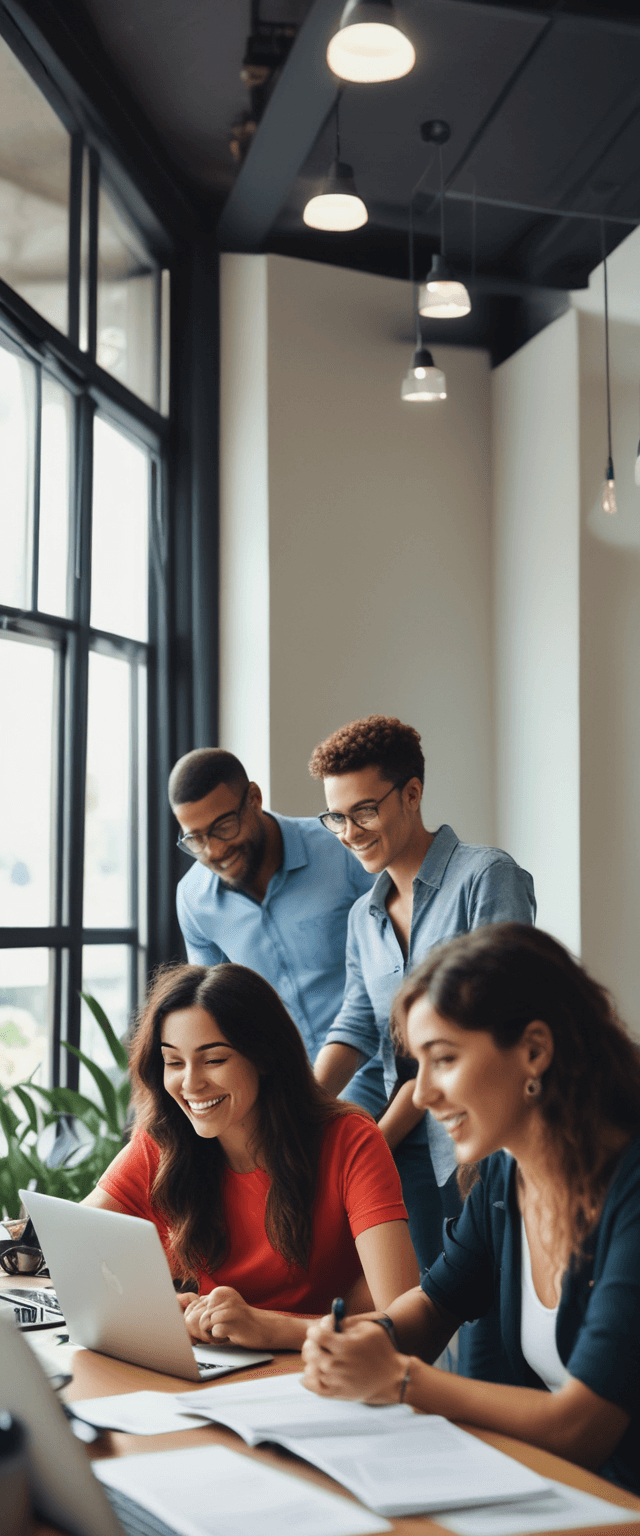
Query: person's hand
181 1286 272 1348
301 1314 410 1404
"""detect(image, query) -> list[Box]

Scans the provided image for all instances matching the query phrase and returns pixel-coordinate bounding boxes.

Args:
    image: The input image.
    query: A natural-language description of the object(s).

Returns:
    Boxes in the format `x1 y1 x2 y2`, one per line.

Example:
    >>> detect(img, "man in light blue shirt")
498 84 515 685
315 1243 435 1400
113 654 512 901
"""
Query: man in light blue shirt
311 715 536 1274
170 748 380 1108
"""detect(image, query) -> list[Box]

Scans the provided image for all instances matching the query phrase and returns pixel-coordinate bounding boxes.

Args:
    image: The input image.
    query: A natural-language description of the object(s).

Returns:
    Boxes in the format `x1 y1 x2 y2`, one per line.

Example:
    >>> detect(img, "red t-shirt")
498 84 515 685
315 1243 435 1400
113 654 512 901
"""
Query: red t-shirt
98 1112 407 1314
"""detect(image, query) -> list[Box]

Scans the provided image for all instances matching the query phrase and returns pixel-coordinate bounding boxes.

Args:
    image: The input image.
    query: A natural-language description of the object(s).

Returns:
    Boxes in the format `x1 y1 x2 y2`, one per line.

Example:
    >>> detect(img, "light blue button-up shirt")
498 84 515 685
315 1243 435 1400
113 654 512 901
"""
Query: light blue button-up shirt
325 825 536 1181
176 813 373 1062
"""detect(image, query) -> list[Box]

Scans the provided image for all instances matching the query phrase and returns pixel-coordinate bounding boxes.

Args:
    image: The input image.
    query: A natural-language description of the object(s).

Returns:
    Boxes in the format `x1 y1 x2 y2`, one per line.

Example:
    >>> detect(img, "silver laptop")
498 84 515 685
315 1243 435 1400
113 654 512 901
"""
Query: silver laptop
0 1311 124 1536
20 1188 272 1382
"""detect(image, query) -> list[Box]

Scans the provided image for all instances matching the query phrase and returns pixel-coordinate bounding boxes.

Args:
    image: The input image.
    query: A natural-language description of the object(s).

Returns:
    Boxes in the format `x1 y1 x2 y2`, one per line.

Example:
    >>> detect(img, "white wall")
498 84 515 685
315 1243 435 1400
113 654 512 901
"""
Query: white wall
578 308 640 1033
220 251 496 844
492 310 581 952
219 254 271 800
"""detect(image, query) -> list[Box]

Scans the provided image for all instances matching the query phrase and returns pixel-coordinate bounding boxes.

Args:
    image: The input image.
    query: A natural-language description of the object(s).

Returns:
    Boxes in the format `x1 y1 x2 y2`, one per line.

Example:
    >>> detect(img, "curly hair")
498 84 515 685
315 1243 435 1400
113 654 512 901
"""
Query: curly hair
393 923 640 1261
309 714 424 786
128 962 358 1281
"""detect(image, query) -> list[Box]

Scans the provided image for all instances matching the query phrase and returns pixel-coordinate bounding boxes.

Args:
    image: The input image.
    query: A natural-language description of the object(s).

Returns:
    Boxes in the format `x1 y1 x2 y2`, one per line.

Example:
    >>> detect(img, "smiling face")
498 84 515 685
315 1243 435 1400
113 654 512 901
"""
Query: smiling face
406 996 551 1166
160 1005 261 1157
322 766 423 874
174 780 266 889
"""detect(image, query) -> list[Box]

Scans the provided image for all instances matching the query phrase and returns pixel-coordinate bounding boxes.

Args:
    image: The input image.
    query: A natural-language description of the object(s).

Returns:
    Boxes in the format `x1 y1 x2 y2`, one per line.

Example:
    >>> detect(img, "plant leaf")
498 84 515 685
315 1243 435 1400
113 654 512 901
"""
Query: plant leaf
81 993 129 1073
63 1045 119 1134
11 1085 39 1136
0 1097 21 1140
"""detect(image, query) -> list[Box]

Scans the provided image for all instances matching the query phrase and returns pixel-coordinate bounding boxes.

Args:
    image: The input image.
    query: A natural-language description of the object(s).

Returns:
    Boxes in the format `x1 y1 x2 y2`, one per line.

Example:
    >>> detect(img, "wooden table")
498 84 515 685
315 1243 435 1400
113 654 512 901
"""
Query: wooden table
4 1277 640 1536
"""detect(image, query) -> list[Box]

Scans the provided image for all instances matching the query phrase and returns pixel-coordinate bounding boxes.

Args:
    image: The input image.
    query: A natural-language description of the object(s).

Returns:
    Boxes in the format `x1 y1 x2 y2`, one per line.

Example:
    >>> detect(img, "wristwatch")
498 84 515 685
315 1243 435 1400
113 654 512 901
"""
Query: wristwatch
371 1313 399 1351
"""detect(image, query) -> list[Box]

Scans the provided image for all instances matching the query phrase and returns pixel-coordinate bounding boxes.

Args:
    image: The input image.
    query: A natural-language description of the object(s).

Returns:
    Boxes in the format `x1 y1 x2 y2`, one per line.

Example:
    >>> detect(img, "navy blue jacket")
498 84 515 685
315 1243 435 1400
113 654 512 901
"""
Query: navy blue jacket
422 1136 640 1494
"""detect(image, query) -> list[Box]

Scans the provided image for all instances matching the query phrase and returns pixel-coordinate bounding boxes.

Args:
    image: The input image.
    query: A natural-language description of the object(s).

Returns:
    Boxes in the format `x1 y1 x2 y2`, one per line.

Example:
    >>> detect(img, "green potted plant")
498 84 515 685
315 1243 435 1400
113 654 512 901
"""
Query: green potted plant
0 995 130 1222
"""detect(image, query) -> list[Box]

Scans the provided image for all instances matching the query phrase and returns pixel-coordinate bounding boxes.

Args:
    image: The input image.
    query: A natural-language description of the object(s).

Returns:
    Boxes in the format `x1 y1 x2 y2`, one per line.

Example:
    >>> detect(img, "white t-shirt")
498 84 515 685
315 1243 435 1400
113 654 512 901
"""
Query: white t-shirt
520 1216 571 1393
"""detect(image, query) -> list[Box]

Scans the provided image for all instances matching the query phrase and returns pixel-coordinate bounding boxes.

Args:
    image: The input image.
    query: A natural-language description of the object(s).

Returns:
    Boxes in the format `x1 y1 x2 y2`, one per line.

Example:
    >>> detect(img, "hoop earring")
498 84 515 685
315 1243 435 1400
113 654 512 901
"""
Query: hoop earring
525 1077 542 1099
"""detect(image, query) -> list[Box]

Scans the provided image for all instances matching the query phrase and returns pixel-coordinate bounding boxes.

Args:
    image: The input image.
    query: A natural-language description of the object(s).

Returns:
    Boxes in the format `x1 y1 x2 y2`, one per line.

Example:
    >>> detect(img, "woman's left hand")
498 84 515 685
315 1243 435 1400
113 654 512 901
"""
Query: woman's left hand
302 1314 411 1404
182 1286 272 1348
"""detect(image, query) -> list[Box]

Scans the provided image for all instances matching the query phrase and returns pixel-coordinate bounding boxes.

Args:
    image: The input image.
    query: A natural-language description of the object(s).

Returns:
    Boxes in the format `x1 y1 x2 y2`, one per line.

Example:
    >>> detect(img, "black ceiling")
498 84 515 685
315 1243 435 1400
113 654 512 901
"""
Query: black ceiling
44 0 640 360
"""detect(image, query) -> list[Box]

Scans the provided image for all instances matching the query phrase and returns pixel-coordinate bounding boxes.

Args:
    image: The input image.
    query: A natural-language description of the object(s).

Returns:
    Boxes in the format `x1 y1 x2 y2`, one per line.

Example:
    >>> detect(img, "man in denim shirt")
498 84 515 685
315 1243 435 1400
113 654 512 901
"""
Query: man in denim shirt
311 715 536 1275
170 747 380 1109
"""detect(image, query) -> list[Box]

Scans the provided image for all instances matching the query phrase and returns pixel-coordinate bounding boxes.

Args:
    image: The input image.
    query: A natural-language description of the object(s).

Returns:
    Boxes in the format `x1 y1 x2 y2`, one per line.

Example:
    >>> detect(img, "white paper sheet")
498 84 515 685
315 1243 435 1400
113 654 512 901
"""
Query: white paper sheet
71 1390 207 1436
433 1478 640 1534
94 1442 392 1536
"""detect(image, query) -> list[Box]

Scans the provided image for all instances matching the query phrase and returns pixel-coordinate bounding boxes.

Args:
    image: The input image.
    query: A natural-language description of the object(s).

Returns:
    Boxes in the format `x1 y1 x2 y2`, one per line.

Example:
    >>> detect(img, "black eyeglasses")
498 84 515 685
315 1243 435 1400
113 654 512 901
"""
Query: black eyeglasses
318 781 406 834
176 785 250 856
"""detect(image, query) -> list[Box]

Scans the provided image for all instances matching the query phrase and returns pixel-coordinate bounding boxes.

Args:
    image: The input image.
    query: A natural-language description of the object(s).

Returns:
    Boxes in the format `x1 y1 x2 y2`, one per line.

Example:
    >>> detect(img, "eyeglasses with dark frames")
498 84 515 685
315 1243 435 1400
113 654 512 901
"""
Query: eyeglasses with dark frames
176 784 250 856
318 780 407 835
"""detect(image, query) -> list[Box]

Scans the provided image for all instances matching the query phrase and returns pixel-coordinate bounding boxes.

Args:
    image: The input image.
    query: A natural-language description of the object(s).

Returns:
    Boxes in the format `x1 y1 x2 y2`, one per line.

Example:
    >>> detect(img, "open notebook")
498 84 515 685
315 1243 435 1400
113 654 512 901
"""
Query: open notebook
175 1373 550 1517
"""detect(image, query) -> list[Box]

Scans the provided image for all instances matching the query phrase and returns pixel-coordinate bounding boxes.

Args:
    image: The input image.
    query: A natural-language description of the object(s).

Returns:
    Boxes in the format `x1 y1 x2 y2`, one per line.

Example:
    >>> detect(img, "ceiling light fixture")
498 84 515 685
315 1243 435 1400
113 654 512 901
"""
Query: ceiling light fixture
303 91 368 232
401 158 446 403
418 122 471 320
327 0 415 84
600 222 617 515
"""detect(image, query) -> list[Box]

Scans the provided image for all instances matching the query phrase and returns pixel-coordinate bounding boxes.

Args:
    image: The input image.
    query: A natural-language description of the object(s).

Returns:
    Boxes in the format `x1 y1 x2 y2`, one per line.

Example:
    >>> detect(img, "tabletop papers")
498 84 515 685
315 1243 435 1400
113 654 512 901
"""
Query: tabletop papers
175 1373 551 1517
71 1390 208 1436
434 1477 639 1535
94 1442 392 1536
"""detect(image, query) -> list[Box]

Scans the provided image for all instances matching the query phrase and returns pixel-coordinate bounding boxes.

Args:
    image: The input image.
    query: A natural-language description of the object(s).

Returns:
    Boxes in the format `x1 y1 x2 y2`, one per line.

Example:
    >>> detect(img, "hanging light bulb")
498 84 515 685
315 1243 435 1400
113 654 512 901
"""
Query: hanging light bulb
600 223 616 515
602 457 617 514
303 158 367 230
418 134 471 321
303 90 368 232
327 0 415 84
418 253 471 318
401 344 446 401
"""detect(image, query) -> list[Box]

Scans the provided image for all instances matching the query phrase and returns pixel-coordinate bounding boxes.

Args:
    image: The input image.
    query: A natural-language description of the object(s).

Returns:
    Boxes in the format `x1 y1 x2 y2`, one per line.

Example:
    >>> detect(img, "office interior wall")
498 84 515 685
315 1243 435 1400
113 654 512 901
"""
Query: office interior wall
578 309 640 1035
491 310 581 953
264 254 496 839
219 253 271 801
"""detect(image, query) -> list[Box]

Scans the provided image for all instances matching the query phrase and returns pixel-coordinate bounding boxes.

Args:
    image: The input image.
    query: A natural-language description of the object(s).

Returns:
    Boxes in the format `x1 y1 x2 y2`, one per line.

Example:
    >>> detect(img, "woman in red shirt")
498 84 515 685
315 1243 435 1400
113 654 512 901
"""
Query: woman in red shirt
84 962 417 1350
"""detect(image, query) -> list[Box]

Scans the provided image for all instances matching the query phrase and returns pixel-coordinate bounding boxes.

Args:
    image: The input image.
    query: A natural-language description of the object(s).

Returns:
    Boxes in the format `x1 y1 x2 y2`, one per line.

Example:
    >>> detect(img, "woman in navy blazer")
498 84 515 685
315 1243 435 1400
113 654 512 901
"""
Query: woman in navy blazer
302 924 640 1495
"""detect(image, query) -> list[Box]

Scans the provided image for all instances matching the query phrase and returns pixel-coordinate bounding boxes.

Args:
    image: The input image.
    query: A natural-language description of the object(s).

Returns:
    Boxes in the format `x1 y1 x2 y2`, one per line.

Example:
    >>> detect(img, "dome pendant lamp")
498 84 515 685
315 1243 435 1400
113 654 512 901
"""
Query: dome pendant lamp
418 123 471 320
303 92 368 232
327 0 415 84
600 223 617 515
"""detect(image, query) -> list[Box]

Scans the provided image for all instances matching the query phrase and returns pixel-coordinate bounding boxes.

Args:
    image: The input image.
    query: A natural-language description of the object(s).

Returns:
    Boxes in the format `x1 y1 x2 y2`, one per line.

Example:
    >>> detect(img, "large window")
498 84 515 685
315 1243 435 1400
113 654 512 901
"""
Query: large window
0 18 170 1091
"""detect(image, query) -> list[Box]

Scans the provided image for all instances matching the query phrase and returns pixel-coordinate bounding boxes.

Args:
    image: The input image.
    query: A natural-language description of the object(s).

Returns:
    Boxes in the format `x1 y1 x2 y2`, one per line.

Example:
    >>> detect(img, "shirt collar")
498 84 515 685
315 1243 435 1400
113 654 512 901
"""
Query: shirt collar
368 824 460 914
267 812 308 872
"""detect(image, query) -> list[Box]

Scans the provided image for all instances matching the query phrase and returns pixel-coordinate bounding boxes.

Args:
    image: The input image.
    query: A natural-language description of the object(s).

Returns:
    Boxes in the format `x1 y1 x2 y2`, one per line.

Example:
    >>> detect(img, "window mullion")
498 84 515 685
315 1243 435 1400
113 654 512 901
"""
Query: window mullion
64 391 94 1086
88 149 100 361
30 365 42 612
68 132 83 348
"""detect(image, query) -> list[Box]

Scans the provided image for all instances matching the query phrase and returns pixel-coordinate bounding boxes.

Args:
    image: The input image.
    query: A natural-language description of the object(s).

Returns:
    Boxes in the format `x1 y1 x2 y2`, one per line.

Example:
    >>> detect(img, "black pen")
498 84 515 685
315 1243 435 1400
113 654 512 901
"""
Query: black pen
331 1297 345 1333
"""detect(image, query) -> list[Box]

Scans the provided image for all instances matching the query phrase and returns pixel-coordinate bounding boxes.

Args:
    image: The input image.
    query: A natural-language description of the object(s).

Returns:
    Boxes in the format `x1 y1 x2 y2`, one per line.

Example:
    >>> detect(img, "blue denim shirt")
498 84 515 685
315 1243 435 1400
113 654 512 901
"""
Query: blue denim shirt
325 825 536 1181
176 813 373 1062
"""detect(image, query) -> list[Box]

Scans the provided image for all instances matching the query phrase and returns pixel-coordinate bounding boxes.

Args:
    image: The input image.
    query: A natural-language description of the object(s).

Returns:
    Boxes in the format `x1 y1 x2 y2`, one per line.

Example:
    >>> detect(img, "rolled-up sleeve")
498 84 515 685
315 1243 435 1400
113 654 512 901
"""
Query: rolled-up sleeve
322 908 379 1063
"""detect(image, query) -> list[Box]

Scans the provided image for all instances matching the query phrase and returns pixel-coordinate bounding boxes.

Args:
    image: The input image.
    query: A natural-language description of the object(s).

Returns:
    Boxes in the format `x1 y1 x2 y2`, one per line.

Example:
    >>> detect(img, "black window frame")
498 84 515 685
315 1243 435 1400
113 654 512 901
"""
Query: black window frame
0 6 173 1089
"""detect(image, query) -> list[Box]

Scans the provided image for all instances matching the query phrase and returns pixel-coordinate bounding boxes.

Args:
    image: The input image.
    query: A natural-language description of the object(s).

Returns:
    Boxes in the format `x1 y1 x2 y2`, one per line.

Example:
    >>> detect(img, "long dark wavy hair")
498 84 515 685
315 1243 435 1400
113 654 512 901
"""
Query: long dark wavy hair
128 963 357 1280
393 923 640 1259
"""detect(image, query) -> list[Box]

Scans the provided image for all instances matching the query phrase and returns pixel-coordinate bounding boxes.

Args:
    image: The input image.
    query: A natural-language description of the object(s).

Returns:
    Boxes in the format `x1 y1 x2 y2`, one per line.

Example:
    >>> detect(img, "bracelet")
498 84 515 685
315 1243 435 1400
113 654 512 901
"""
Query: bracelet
398 1363 411 1404
371 1313 400 1351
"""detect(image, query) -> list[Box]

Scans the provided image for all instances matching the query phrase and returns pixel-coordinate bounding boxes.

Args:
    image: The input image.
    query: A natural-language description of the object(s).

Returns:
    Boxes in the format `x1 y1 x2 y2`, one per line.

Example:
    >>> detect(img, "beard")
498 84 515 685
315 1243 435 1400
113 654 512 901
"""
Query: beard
215 819 267 892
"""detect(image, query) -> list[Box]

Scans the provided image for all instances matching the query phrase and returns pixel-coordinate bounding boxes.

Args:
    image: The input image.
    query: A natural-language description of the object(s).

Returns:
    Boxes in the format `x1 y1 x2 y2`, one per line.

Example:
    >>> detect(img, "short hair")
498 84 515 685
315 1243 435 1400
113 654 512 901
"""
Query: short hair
168 748 248 808
309 715 424 786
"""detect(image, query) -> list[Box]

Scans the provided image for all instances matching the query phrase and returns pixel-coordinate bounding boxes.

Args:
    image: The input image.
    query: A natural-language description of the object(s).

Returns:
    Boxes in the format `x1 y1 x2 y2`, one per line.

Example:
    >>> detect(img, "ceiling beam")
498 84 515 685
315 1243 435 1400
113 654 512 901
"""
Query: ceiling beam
216 0 343 251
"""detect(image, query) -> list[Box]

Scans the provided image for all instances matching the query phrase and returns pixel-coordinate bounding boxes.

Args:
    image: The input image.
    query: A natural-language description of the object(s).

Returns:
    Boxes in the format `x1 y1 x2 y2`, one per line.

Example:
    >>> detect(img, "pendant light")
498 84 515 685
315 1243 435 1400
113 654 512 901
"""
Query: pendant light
327 0 415 84
418 123 471 320
401 178 446 402
303 92 368 232
600 223 617 515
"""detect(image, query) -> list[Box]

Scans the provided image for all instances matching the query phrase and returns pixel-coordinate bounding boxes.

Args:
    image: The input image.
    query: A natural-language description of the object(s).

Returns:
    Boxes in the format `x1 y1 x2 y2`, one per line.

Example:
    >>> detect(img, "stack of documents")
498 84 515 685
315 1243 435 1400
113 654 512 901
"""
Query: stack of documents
174 1374 548 1517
